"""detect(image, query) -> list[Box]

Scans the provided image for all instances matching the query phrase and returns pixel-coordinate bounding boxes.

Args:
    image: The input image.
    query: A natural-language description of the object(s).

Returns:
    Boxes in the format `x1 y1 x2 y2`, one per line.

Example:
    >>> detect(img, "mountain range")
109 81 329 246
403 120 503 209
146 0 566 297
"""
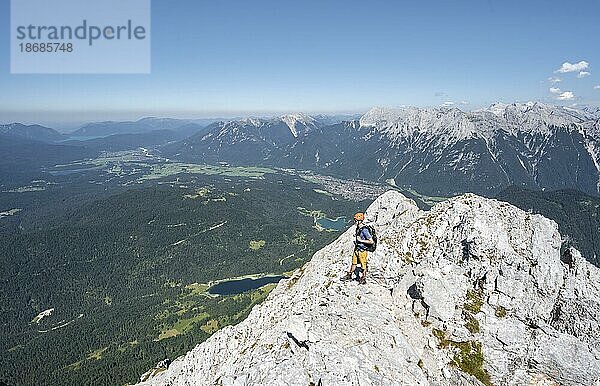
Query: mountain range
3 102 600 196
171 102 600 196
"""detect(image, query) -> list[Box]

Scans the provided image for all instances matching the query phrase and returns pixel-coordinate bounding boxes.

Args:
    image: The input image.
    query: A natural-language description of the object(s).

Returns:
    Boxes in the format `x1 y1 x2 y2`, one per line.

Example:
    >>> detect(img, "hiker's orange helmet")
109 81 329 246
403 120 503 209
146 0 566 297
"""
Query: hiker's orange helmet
354 212 365 221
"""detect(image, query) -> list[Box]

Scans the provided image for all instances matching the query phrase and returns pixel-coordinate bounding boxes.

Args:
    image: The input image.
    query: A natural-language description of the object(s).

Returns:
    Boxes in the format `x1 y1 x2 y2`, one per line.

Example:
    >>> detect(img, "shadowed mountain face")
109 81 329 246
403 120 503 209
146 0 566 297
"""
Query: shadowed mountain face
169 103 600 196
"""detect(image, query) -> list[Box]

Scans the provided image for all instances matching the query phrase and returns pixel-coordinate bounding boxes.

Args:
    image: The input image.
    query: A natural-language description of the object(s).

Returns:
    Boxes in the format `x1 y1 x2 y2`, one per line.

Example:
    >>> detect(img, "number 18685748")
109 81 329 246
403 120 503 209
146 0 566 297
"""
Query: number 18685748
19 42 74 53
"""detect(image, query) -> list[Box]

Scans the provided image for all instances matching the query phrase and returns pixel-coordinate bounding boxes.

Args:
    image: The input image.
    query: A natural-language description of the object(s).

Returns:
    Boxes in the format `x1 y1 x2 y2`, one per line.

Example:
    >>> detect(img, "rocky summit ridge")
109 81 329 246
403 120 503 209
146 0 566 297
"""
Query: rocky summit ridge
139 191 600 386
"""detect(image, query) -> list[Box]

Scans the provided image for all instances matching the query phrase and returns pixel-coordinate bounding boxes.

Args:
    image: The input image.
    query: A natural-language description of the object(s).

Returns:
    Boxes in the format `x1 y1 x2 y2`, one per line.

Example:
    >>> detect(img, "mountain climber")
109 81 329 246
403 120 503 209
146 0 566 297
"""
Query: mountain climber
342 212 374 284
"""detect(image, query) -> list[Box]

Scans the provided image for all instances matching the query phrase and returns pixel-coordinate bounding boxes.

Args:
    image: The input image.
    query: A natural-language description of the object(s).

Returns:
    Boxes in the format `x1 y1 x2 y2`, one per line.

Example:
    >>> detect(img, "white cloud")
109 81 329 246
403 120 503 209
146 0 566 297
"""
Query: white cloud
577 71 591 78
594 85 600 90
549 87 561 94
555 60 589 73
557 91 575 101
548 77 561 83
442 101 455 107
460 101 469 105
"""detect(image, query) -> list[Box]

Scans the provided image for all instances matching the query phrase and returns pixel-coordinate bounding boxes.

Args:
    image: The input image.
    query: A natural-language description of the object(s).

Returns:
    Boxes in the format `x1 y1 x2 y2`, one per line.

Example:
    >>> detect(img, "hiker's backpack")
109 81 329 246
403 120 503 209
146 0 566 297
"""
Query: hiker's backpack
358 225 377 252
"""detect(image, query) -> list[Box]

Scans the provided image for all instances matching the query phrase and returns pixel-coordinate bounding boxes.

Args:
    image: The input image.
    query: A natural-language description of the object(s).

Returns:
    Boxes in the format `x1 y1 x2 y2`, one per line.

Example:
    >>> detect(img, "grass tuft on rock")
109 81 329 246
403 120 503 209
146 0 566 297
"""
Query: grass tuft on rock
464 288 484 314
463 311 480 333
432 328 449 348
451 341 493 386
494 306 507 318
432 329 493 386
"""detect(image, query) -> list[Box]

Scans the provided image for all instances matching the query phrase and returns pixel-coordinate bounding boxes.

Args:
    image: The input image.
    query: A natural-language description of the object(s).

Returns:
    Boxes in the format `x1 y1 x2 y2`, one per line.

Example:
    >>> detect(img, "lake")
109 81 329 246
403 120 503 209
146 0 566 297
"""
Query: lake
317 216 347 231
207 275 286 295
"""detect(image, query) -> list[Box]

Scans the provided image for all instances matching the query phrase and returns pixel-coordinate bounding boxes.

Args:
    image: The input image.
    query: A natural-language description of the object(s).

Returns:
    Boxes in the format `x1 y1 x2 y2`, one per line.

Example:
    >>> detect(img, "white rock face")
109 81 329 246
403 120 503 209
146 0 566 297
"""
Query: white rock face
138 191 600 386
359 106 491 147
359 102 598 147
280 113 319 138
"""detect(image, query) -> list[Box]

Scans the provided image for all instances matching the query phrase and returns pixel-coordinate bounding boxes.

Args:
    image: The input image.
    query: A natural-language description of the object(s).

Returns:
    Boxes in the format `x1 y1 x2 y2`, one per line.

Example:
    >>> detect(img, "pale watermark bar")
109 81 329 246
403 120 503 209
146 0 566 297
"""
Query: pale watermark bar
11 0 151 74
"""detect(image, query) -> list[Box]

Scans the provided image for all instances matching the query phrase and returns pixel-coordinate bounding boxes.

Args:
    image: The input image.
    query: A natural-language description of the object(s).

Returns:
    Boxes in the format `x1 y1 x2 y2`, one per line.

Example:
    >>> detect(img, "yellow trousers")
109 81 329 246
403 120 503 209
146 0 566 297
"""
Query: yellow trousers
352 250 368 268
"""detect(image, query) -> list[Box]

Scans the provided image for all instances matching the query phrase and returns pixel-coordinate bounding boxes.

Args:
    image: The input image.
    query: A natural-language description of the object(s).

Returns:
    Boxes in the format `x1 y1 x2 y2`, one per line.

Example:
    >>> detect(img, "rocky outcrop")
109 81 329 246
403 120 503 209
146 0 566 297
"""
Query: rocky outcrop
140 359 172 383
139 191 600 386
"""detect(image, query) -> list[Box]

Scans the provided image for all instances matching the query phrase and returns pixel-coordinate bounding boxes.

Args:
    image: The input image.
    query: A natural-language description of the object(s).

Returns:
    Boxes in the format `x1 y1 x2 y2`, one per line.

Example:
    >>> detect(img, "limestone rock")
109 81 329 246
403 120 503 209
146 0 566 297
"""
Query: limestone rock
138 191 600 386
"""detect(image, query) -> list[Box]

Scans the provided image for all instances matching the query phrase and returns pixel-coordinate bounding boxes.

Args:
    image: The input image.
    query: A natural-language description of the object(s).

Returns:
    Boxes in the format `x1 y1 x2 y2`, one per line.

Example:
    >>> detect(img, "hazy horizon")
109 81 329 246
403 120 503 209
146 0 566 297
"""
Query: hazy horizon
0 109 366 131
2 0 599 126
2 99 600 132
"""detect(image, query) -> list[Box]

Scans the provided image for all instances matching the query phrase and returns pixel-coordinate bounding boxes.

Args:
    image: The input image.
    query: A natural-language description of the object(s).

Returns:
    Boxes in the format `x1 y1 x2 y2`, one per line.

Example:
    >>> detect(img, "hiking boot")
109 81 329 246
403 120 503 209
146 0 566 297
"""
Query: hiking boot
341 272 353 281
359 277 367 285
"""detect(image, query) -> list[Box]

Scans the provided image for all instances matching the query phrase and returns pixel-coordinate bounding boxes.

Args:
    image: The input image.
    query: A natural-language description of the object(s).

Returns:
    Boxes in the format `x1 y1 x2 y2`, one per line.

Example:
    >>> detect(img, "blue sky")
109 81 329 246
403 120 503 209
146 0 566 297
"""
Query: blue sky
1 0 599 127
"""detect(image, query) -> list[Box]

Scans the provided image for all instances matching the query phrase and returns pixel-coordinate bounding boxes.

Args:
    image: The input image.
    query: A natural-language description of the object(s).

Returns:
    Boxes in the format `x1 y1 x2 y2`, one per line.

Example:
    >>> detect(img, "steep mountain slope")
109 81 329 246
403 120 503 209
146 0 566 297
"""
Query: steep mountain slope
169 103 600 196
139 191 600 386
